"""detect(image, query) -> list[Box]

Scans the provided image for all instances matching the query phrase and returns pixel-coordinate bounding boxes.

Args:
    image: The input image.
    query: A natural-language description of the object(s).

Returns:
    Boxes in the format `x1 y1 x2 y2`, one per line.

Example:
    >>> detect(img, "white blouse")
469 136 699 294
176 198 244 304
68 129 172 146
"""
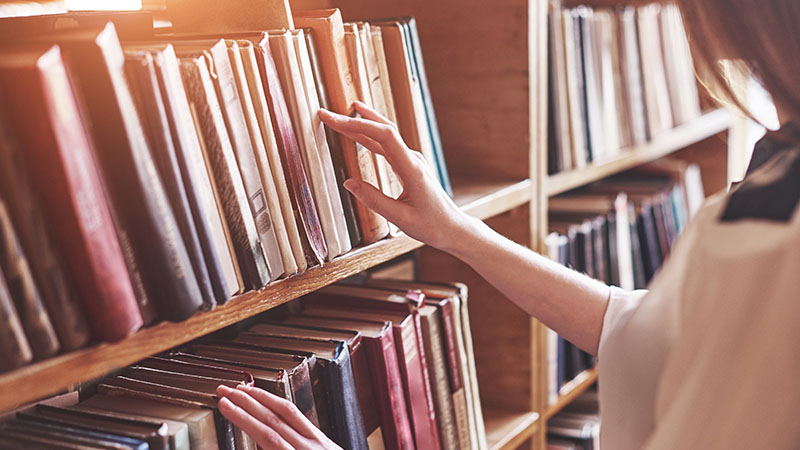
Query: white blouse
598 189 800 449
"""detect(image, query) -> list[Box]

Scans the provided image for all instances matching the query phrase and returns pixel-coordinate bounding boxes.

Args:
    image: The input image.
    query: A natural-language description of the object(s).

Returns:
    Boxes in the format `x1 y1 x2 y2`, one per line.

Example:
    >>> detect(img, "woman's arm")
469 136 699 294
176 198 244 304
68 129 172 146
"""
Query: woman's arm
321 102 610 355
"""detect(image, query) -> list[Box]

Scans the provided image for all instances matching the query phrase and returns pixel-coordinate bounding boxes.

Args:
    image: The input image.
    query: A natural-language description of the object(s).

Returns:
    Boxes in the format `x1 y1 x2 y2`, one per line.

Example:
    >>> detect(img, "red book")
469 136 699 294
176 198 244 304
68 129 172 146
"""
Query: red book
282 315 416 450
0 44 142 342
304 287 441 450
243 32 328 266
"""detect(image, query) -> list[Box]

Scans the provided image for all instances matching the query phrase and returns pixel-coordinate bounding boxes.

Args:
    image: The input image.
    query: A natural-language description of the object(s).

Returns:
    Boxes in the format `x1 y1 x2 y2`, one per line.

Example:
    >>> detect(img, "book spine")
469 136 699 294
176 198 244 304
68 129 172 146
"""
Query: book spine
5 46 142 341
421 309 460 450
346 336 381 442
304 29 363 248
288 365 321 429
305 356 332 437
232 42 298 278
0 198 60 359
320 350 368 450
238 40 308 274
66 27 203 322
124 51 216 309
210 41 282 283
365 331 415 450
0 266 33 372
437 300 471 450
179 56 267 292
394 319 442 450
152 45 239 306
0 115 90 351
254 38 328 264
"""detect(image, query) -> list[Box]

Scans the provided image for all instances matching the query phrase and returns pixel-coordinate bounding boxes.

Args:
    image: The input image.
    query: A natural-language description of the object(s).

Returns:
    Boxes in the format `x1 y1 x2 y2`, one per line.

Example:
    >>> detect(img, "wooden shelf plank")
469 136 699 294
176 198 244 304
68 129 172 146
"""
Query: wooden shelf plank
484 406 540 450
0 177 530 413
544 368 598 420
546 109 732 197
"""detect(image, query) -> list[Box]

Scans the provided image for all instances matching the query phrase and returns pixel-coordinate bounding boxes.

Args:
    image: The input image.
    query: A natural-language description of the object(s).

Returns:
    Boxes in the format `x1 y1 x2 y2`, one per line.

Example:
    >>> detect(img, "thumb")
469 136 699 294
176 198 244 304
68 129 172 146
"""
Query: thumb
344 179 395 217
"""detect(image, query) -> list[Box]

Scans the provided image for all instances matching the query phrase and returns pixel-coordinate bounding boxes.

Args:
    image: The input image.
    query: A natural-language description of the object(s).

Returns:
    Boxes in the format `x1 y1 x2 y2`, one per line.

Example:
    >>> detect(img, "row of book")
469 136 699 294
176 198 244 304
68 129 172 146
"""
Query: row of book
547 2 702 174
0 280 485 450
0 9 451 371
544 159 705 403
547 390 600 450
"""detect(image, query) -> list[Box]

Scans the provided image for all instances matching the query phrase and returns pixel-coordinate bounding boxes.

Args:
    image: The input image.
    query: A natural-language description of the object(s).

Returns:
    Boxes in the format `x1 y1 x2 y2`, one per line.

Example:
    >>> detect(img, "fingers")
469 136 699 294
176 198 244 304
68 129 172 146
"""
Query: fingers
344 179 404 220
217 395 294 450
318 108 401 148
353 101 393 126
238 385 323 440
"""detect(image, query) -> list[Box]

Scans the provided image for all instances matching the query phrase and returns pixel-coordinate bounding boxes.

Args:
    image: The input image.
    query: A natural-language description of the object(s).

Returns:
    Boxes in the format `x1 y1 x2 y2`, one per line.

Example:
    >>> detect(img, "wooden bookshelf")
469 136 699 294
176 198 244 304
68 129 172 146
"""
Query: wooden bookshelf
544 368 599 420
485 408 541 450
0 177 530 413
546 108 732 197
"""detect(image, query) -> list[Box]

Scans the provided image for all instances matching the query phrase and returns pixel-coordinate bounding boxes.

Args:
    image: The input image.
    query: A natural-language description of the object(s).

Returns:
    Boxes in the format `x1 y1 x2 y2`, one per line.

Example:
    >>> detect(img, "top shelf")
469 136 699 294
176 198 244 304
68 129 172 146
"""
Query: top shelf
546 108 732 197
0 176 531 413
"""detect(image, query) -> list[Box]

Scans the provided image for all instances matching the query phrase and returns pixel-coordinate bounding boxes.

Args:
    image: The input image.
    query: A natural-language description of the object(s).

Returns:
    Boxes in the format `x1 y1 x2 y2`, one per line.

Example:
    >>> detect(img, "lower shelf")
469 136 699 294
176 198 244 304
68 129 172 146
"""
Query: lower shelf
544 367 599 420
485 407 541 450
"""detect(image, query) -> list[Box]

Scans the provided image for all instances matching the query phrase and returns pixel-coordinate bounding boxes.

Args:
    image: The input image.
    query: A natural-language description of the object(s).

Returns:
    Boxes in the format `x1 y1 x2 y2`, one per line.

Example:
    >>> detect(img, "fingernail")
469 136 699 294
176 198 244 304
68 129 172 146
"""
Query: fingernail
218 396 234 412
344 179 359 193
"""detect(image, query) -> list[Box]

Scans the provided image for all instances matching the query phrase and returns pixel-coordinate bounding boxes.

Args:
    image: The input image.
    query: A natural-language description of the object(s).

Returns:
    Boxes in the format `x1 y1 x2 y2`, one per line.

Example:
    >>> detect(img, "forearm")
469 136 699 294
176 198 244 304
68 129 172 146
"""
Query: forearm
444 215 610 355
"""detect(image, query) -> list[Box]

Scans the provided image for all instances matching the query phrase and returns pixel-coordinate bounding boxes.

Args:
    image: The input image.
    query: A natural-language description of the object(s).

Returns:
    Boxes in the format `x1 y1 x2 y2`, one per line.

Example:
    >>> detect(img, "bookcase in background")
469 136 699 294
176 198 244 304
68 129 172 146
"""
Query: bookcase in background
0 0 747 448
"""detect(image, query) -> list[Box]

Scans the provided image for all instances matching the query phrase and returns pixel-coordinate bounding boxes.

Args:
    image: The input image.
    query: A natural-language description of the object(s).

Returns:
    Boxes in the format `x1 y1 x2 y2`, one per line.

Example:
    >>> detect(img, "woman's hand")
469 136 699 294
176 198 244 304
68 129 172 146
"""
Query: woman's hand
217 384 341 450
319 101 474 252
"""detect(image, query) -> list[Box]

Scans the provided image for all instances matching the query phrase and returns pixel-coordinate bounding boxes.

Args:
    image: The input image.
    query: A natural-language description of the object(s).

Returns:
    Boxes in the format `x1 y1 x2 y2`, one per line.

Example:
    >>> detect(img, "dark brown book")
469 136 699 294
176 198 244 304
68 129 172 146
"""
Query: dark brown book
177 51 269 292
0 44 142 342
124 49 216 309
0 111 89 352
294 10 390 244
168 352 292 401
49 23 203 322
124 42 241 306
136 356 255 385
0 197 59 359
186 343 319 428
0 419 150 449
283 314 415 450
304 28 363 248
19 404 168 450
240 32 328 266
0 265 32 372
71 405 189 450
172 38 281 285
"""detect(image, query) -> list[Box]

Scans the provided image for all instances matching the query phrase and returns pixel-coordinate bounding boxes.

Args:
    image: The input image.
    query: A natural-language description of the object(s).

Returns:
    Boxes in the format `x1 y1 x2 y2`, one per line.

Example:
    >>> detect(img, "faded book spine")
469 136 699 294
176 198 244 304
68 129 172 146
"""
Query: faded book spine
420 307 459 450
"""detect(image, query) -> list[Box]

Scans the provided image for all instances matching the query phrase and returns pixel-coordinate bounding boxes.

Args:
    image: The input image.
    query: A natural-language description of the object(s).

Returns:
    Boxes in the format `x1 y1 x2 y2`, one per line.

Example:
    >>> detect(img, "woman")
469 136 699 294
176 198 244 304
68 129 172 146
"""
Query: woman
216 0 800 448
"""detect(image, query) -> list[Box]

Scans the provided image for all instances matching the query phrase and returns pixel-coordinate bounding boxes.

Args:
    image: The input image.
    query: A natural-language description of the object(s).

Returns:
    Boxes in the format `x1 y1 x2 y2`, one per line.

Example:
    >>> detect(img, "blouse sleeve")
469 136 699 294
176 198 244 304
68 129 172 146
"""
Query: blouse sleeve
599 286 648 354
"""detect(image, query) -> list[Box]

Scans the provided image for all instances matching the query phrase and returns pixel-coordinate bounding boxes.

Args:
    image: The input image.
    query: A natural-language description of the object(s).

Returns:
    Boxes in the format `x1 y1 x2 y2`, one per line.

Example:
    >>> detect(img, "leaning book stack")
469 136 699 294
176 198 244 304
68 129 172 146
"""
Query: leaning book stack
544 159 704 404
0 9 451 371
0 280 487 450
547 1 702 174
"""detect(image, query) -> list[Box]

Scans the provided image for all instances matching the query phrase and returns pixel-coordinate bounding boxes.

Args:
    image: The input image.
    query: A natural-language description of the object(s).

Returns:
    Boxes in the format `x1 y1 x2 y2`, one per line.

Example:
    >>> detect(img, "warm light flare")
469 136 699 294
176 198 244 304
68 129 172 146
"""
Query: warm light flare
66 0 141 11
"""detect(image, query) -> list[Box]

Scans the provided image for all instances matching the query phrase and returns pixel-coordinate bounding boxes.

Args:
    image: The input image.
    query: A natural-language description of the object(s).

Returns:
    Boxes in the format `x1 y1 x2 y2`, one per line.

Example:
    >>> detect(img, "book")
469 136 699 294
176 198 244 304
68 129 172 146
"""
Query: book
229 333 369 450
175 38 283 283
229 39 298 277
293 29 353 256
236 36 310 273
0 265 32 372
282 315 415 450
294 9 390 244
243 32 328 267
0 417 150 449
125 42 240 306
304 287 442 450
166 0 293 34
0 196 59 359
303 28 363 248
549 1 575 172
0 107 90 351
168 352 292 399
124 49 216 309
270 30 345 261
73 404 190 450
561 9 589 167
177 51 268 291
659 5 700 126
53 24 204 322
79 393 219 450
186 343 319 428
0 43 142 342
637 4 673 137
616 6 649 145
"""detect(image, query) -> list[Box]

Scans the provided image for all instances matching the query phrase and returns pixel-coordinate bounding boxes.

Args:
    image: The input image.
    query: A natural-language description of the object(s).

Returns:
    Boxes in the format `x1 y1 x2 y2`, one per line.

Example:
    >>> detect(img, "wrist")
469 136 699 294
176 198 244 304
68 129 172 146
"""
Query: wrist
437 212 486 258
